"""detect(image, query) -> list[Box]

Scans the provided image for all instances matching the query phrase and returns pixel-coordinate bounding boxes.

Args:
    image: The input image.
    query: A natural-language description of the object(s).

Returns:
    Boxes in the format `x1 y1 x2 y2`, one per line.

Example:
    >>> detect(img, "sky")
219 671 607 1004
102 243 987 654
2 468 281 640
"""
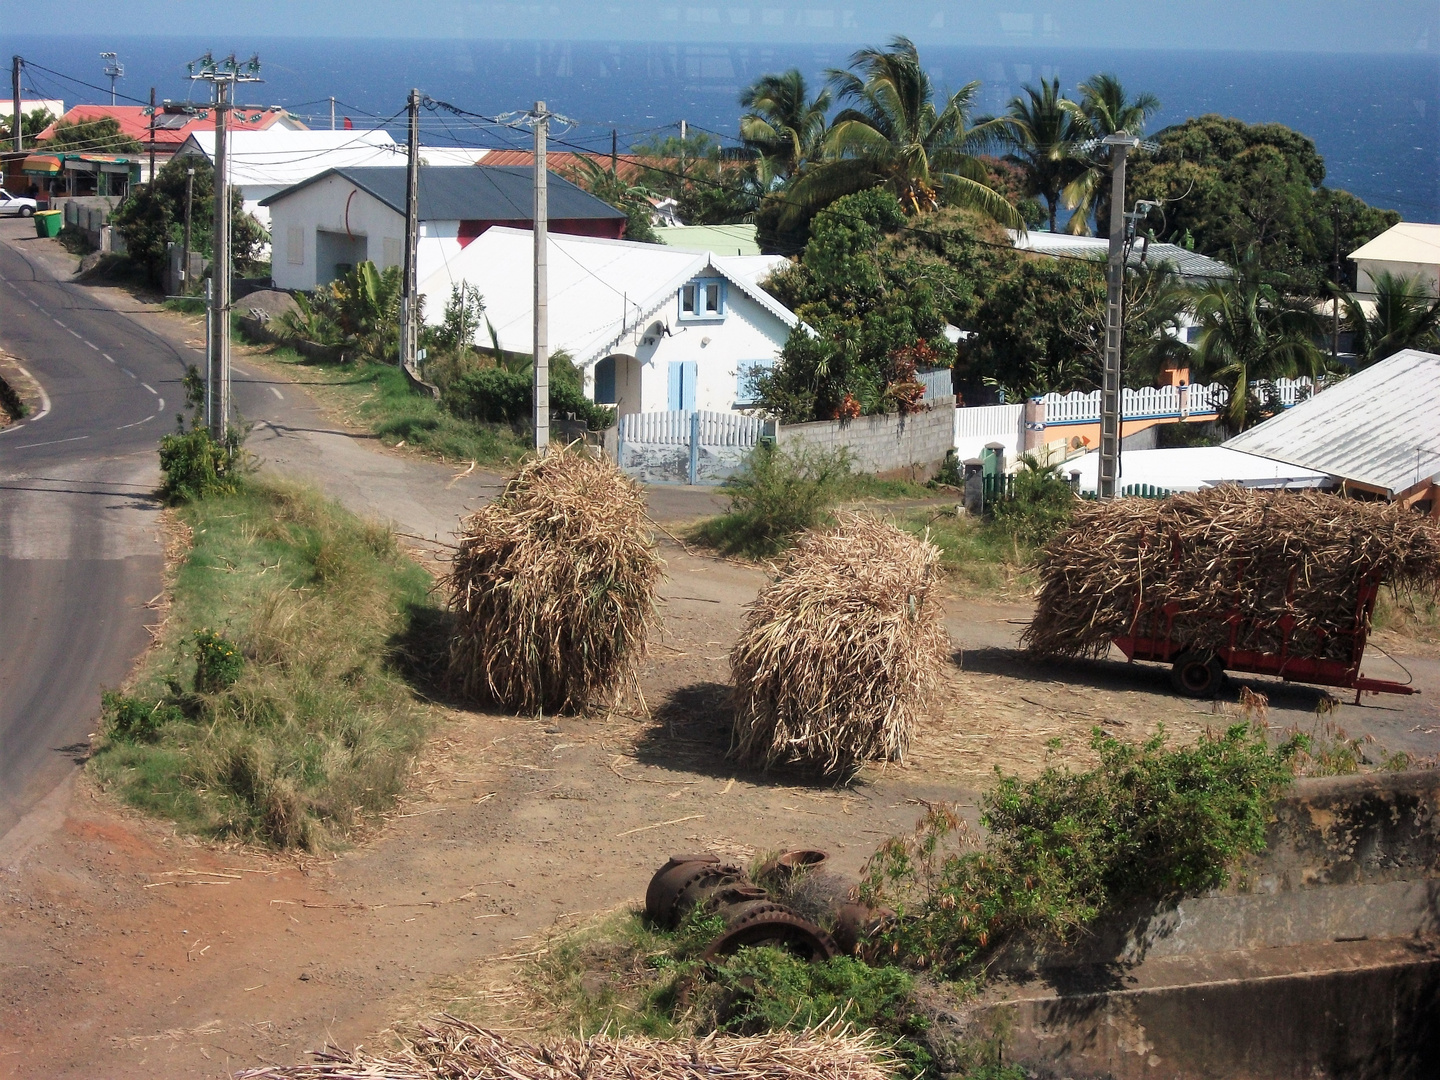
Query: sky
10 1 1439 51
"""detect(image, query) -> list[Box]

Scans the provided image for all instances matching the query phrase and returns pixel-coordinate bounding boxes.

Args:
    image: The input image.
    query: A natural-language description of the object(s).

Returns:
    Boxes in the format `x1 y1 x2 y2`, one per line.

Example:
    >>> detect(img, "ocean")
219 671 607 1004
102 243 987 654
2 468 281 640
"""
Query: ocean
9 35 1438 222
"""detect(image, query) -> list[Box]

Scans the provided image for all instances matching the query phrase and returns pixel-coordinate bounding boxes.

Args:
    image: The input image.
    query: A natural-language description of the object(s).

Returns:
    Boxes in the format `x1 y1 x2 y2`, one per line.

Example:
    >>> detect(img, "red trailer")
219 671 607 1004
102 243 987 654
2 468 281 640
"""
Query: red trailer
1113 573 1419 701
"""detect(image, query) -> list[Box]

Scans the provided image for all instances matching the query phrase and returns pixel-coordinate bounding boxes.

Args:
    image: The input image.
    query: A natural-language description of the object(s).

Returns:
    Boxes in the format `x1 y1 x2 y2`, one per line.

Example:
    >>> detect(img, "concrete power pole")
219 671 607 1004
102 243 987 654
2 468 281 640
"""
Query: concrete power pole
330 96 336 131
181 165 195 290
190 52 262 442
10 56 21 154
532 100 549 452
1097 133 1140 500
147 87 157 183
210 77 231 441
401 88 420 372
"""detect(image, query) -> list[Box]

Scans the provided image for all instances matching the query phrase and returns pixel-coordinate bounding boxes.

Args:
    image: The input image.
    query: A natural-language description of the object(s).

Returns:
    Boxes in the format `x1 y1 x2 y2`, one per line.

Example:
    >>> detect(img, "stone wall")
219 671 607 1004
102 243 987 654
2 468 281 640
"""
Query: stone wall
776 398 956 480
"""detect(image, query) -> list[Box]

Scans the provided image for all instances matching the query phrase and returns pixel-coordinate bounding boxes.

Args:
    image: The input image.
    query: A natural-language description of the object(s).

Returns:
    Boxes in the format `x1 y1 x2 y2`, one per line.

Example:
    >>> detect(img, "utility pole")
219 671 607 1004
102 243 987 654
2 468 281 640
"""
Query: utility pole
679 118 686 174
10 56 21 154
189 52 262 442
1331 204 1342 363
147 87 157 183
400 88 420 372
330 96 336 131
533 100 550 452
611 127 618 174
1097 132 1140 500
181 165 195 290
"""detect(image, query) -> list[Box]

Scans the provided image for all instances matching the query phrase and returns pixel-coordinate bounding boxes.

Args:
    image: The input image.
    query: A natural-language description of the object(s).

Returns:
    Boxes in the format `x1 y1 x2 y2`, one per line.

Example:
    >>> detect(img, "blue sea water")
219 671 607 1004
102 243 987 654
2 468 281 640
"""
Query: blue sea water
10 35 1438 222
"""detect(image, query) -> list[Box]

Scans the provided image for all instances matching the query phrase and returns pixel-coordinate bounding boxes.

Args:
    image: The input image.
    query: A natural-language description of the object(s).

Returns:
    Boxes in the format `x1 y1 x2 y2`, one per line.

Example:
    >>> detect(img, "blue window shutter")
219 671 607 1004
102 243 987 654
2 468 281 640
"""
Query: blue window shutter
682 361 697 411
595 357 616 404
668 361 684 411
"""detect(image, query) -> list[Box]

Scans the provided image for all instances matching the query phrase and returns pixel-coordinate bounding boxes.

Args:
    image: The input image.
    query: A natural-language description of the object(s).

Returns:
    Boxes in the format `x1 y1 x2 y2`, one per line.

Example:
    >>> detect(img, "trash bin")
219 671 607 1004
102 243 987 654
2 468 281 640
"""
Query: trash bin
34 210 62 239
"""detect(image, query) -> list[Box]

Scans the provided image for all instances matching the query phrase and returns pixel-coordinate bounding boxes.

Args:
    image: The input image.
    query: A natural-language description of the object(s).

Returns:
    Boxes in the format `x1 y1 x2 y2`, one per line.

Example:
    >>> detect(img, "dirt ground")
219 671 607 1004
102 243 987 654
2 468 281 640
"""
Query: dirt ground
5 537 1439 1079
4 272 1439 1076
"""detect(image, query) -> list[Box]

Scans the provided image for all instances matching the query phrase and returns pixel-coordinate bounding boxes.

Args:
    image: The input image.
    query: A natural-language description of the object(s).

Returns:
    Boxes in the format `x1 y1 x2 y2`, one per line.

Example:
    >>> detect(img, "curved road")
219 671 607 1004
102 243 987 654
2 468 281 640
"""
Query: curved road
0 222 275 842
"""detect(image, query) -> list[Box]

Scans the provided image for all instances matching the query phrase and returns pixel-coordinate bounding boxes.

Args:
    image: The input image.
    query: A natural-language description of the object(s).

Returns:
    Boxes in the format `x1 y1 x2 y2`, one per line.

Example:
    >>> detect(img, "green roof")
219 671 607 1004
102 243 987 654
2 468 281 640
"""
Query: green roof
655 223 760 256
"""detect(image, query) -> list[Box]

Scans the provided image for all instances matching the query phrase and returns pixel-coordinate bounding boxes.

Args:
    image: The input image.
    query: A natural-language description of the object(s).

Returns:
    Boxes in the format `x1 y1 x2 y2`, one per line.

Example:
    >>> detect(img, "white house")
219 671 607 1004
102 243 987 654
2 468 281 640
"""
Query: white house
416 226 798 417
1349 222 1440 299
261 165 627 292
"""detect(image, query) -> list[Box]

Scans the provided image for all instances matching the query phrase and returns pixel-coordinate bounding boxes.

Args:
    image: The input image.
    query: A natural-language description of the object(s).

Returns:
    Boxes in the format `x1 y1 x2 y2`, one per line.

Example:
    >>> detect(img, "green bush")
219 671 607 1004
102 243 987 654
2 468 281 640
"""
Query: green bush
689 442 853 558
987 456 1075 546
193 629 244 693
860 723 1298 974
443 352 613 432
102 691 183 742
158 427 241 504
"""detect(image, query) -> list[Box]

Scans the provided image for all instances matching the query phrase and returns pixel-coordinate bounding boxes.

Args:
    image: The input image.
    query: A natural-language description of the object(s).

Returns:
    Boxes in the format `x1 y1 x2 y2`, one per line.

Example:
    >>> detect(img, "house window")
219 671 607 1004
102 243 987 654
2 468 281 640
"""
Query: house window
735 359 773 405
287 227 305 266
595 356 617 404
679 279 725 319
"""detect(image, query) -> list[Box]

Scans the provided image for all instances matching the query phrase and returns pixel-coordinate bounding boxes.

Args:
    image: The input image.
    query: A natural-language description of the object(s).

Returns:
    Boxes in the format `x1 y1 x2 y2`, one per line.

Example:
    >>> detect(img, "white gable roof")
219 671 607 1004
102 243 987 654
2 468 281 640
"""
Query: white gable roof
417 226 795 367
178 128 401 188
1224 349 1440 496
1349 222 1440 265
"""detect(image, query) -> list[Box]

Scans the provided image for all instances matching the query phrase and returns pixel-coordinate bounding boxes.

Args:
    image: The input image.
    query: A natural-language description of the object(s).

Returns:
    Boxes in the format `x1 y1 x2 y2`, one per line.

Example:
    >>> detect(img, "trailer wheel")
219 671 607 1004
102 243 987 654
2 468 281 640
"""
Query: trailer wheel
1170 652 1225 698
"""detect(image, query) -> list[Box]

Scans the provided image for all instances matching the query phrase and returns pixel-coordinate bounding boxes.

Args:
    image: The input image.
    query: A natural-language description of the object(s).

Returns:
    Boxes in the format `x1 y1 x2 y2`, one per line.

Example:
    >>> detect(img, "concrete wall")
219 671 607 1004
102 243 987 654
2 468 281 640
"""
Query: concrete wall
1357 257 1439 299
778 399 956 480
268 175 406 291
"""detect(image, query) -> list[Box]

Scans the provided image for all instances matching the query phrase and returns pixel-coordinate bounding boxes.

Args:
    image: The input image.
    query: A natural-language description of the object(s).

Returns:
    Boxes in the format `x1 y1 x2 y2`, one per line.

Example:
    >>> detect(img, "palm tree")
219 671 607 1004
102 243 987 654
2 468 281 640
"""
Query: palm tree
1062 73 1161 236
1344 271 1440 366
739 70 831 185
1188 250 1323 431
780 37 1021 230
994 77 1082 233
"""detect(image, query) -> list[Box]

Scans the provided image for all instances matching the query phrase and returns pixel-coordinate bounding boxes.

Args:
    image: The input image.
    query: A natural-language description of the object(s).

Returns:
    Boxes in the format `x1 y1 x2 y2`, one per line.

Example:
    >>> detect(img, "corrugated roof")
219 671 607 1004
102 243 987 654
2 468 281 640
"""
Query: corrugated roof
1348 222 1440 265
1010 230 1232 280
1069 446 1328 494
261 165 625 224
656 224 761 256
37 104 293 147
479 149 654 183
177 129 401 188
1224 349 1440 496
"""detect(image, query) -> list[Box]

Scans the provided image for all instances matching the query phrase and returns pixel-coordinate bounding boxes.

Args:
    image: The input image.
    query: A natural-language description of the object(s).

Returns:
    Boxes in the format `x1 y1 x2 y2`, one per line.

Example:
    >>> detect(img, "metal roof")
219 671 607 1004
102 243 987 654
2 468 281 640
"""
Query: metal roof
656 224 762 256
1009 230 1232 280
1349 222 1440 265
1224 349 1440 497
177 129 400 188
260 165 625 224
1068 446 1328 494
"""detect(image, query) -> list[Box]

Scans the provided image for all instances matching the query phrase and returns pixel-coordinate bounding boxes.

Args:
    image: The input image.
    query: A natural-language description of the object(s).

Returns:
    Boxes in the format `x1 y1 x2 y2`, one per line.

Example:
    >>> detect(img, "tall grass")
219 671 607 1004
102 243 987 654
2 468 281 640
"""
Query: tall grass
90 481 435 848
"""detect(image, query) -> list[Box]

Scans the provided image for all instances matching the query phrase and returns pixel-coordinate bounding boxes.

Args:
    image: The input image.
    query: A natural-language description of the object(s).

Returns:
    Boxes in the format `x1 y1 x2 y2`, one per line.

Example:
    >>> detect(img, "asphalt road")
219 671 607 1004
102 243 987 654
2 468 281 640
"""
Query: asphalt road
0 224 286 842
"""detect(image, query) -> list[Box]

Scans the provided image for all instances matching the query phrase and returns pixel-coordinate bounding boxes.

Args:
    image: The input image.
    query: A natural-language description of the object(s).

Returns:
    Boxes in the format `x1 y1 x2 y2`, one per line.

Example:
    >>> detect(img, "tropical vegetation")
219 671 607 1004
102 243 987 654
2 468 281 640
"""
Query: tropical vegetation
1345 271 1440 366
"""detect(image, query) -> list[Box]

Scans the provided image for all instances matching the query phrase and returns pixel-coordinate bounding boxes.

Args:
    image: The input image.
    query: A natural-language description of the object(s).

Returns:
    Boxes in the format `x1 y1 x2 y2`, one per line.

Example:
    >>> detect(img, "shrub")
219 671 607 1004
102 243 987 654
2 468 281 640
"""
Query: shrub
859 723 1298 974
102 691 183 742
987 455 1075 546
690 442 853 558
445 353 614 432
193 629 244 693
158 427 241 504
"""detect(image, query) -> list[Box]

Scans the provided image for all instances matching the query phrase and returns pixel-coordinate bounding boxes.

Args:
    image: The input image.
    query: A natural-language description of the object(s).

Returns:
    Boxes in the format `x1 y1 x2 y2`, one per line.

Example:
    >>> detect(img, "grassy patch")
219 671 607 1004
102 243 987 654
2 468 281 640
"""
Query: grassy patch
239 339 531 468
164 296 207 316
894 509 1036 596
1374 586 1440 649
89 480 436 848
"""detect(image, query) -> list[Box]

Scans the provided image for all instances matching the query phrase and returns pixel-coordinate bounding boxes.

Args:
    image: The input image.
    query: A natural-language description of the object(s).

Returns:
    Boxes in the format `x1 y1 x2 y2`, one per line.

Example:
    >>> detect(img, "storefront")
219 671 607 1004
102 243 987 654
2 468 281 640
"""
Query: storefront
21 152 140 203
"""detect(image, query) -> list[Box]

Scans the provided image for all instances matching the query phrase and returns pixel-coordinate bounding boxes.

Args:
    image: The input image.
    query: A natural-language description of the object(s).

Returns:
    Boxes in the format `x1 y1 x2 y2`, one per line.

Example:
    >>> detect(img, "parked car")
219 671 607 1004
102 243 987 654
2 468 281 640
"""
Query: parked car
0 190 38 217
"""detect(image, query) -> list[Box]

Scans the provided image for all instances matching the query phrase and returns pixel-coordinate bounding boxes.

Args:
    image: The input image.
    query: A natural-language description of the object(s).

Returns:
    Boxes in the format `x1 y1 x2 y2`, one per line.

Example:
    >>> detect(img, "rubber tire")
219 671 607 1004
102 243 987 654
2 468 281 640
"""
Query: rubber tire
19 207 34 217
1170 651 1226 698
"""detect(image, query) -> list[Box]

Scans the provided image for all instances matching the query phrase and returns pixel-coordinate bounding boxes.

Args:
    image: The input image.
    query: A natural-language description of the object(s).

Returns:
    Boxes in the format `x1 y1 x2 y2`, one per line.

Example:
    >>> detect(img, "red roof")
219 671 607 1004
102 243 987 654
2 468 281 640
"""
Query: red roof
479 149 655 183
37 105 301 150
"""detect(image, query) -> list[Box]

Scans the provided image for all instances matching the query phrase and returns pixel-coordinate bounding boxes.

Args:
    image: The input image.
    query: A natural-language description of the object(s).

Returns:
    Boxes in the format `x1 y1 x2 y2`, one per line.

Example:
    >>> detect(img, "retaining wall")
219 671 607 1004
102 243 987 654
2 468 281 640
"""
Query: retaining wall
777 397 956 480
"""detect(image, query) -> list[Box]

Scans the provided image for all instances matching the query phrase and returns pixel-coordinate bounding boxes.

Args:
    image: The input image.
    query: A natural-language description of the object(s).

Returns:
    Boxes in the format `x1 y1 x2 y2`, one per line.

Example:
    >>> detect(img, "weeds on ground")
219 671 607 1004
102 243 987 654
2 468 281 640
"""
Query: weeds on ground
89 480 435 848
897 508 1034 595
689 443 855 558
1374 586 1440 649
858 722 1299 975
240 339 530 467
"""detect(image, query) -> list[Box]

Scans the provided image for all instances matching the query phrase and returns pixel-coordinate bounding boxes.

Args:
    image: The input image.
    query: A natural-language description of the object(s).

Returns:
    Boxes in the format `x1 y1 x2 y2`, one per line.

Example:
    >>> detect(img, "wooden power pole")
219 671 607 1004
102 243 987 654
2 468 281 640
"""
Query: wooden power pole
532 100 549 452
10 56 21 154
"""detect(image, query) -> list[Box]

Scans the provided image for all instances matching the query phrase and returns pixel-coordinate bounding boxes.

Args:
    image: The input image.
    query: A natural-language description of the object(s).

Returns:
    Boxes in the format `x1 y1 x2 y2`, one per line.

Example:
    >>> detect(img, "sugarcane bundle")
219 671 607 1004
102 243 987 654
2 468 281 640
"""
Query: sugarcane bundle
1022 487 1440 661
236 1015 900 1080
730 514 949 776
445 445 662 713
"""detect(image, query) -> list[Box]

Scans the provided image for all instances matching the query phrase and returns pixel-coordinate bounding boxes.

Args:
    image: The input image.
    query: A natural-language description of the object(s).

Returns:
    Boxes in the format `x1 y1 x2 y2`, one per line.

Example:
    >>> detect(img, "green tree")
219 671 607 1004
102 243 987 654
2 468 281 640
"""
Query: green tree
1127 115 1399 293
632 130 759 226
42 117 142 155
566 156 660 242
0 108 56 149
993 77 1083 233
1188 249 1324 431
738 69 832 184
778 38 1021 233
1345 271 1440 366
1062 73 1161 236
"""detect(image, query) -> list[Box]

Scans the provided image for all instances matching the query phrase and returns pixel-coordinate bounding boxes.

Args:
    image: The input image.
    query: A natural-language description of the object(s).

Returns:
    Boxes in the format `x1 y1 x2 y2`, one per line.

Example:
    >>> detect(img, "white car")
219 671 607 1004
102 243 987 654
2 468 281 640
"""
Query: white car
0 190 38 217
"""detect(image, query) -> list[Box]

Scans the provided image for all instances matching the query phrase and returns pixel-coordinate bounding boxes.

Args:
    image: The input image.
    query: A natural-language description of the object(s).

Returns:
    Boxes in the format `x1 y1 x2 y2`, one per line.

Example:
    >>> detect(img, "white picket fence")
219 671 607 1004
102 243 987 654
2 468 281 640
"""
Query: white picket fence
1040 377 1314 424
616 409 765 485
